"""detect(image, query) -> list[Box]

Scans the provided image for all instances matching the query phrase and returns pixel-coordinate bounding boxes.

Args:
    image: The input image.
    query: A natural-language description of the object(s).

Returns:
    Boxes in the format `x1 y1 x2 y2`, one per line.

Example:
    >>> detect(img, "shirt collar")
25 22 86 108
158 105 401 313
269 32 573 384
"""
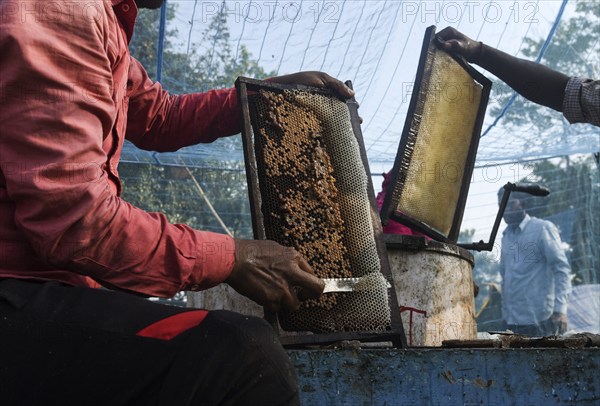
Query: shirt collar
517 213 531 231
504 213 531 235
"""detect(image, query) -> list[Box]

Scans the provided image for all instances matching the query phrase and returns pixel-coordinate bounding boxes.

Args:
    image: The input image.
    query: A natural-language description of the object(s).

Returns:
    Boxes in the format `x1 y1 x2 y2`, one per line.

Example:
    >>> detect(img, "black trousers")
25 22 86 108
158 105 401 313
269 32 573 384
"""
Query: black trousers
0 279 299 406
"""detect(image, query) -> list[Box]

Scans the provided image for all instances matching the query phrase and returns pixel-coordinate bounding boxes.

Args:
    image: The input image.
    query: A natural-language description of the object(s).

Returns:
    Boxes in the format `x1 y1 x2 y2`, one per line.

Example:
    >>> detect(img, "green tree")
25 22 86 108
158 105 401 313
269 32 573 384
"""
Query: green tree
483 0 599 285
126 3 175 80
117 3 277 304
121 2 274 234
129 2 274 93
119 4 273 299
490 0 599 133
519 156 599 285
191 2 275 90
461 155 599 329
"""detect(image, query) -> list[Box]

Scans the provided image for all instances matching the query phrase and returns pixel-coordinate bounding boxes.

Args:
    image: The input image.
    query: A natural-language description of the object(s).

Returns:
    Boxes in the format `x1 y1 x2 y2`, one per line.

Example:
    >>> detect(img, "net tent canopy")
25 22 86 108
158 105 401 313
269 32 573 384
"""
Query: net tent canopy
121 0 599 295
123 0 599 168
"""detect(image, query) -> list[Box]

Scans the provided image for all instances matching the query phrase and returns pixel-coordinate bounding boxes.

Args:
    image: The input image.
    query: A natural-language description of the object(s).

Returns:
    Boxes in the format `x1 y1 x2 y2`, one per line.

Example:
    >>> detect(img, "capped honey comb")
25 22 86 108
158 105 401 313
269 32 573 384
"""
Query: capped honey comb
396 48 482 236
249 89 391 333
382 26 491 244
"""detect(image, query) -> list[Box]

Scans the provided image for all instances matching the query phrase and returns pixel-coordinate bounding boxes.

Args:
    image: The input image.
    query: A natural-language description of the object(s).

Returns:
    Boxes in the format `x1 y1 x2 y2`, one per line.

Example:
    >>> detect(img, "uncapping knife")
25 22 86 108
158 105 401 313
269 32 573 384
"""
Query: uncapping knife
322 277 393 293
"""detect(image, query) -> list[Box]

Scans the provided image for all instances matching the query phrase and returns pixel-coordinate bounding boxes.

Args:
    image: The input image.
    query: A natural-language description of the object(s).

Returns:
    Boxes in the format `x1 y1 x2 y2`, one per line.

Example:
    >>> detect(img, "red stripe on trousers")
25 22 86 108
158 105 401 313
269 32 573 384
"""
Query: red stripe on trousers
136 310 209 340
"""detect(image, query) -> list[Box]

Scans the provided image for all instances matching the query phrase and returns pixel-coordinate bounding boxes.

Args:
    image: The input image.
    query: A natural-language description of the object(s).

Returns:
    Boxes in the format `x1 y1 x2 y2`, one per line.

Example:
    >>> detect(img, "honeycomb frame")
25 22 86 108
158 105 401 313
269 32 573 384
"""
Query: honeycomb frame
380 25 492 243
236 77 406 345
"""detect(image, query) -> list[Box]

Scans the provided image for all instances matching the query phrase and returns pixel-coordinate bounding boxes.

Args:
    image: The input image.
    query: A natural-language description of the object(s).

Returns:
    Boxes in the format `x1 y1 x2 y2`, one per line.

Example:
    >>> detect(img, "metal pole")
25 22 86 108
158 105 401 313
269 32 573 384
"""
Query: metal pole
156 0 167 82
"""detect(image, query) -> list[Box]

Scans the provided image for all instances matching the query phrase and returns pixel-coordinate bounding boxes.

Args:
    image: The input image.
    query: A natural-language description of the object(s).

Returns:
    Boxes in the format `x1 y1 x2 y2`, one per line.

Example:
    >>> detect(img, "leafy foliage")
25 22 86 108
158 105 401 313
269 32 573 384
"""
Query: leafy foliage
129 2 274 92
472 1 599 308
520 156 600 285
489 0 599 133
121 2 274 243
470 155 599 326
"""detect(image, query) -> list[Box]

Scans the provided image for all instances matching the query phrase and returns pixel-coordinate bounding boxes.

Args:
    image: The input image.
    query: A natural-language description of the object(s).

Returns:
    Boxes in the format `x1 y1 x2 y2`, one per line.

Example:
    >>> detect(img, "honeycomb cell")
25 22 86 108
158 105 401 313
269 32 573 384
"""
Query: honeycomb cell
395 48 483 236
248 88 391 333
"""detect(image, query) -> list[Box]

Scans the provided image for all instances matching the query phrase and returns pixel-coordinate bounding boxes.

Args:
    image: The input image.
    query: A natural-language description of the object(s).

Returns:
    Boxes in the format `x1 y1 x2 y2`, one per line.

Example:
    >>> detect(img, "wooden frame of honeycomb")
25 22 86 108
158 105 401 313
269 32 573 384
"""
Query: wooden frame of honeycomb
380 25 492 244
236 77 406 346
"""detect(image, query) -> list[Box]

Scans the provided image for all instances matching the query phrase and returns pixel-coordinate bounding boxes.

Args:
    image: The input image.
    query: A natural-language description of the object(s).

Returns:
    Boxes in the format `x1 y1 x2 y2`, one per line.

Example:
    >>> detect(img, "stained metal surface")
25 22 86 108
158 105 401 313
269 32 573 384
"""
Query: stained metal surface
385 235 476 347
290 348 600 405
322 277 393 293
444 333 600 349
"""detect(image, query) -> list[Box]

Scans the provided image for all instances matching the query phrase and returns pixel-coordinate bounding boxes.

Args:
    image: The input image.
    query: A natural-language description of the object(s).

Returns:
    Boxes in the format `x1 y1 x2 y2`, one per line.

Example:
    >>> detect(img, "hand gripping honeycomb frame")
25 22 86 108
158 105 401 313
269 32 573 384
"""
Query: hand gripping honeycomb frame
235 77 406 348
380 25 492 244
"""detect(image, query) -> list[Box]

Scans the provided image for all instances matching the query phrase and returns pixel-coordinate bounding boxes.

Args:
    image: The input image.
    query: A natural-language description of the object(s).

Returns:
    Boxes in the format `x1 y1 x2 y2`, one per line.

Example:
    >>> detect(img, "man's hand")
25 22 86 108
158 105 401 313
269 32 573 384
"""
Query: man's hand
226 239 325 312
550 312 568 335
435 27 483 63
269 71 355 99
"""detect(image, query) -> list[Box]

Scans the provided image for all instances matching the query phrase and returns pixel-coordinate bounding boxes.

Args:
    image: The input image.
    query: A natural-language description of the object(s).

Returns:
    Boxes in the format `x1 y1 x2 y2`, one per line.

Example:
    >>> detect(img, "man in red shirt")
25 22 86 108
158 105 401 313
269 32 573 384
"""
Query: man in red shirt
0 0 353 404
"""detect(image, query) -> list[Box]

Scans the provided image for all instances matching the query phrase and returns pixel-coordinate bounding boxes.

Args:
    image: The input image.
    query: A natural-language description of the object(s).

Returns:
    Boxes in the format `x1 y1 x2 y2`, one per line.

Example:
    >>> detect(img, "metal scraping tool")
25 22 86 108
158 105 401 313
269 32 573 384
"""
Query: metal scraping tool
322 277 393 293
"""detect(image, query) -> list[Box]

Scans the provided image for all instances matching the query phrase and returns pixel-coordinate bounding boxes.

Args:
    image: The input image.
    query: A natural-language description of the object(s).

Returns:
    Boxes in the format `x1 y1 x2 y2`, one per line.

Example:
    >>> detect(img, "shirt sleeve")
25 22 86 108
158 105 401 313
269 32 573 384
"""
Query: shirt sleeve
562 77 600 127
541 223 572 315
0 1 235 297
125 57 241 151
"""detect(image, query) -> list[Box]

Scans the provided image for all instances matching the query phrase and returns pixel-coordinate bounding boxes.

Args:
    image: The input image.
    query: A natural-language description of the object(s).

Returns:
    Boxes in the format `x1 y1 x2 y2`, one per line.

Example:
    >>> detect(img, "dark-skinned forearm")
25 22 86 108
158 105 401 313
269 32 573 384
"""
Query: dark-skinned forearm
477 43 570 112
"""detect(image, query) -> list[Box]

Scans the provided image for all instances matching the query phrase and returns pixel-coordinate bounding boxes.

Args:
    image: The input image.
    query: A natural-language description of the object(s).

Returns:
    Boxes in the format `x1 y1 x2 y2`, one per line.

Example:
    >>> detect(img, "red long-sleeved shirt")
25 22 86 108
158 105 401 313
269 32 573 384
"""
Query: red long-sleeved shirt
0 0 239 296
